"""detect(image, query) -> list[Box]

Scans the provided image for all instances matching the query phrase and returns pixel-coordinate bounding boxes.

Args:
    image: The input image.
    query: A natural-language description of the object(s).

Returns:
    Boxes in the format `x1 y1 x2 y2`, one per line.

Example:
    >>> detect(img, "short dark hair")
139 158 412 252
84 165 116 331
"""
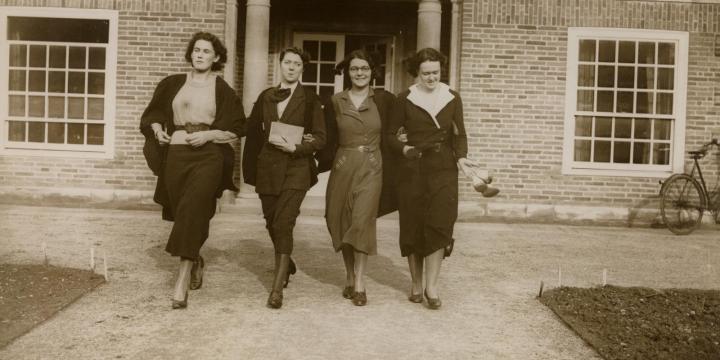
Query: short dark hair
404 48 447 77
279 47 311 67
335 49 380 80
184 32 227 72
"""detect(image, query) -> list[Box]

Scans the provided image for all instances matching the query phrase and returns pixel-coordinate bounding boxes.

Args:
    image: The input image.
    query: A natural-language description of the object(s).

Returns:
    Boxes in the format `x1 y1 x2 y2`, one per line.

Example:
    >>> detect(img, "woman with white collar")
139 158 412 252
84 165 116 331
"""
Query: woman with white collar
388 48 476 309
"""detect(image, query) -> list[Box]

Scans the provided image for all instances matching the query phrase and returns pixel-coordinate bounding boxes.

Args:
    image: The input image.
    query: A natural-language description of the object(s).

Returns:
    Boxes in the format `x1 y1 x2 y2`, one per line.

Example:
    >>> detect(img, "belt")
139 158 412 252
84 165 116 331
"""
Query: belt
175 123 210 133
340 145 378 153
416 142 443 153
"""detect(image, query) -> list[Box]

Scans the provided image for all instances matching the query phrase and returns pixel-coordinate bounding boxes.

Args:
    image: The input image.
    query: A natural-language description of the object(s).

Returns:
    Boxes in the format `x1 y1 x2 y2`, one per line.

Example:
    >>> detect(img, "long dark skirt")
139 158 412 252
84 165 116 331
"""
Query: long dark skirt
397 168 458 257
164 144 223 259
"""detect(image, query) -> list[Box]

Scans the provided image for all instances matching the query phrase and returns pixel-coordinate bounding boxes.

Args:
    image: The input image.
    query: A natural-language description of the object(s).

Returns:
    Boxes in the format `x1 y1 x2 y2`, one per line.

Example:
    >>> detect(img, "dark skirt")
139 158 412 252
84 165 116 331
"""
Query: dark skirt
397 168 458 257
164 143 223 259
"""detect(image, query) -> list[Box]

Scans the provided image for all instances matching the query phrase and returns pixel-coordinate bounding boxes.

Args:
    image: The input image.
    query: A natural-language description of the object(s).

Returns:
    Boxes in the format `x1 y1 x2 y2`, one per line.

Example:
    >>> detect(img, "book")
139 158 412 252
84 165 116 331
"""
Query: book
269 122 304 145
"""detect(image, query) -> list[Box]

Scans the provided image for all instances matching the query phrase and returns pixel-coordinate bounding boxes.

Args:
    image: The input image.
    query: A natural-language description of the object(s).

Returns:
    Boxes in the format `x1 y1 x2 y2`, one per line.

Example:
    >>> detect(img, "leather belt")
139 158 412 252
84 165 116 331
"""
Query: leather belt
176 123 210 133
340 145 378 153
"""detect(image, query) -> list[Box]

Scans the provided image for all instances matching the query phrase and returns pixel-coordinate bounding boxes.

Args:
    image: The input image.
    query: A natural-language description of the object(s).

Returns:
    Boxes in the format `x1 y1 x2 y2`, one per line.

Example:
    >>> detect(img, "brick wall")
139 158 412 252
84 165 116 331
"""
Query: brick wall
0 0 227 197
459 0 720 208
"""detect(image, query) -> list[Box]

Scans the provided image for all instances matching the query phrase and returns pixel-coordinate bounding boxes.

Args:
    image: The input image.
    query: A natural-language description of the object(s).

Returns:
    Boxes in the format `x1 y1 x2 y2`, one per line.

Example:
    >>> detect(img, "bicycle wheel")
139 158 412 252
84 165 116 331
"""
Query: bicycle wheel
660 174 706 235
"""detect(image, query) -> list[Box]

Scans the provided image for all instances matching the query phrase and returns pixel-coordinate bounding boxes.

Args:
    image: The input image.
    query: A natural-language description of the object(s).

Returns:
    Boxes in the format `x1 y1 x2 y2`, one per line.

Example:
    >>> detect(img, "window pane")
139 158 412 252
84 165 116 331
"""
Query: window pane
8 121 26 141
633 142 650 164
597 91 613 112
615 117 632 138
653 143 671 165
302 41 318 61
657 43 675 65
637 67 654 89
302 63 317 84
634 119 651 139
88 73 105 94
598 40 615 62
617 66 634 88
49 46 66 68
656 93 673 115
657 68 674 90
320 42 336 61
9 95 26 116
87 124 104 145
9 70 26 91
29 45 46 68
319 86 334 104
593 140 611 162
618 41 635 63
67 123 84 144
636 92 653 114
595 117 612 137
8 17 109 43
577 90 594 111
597 66 614 87
68 97 84 119
28 96 45 117
574 140 591 161
319 64 334 83
69 47 86 69
48 96 65 118
87 98 104 120
638 42 655 64
579 40 596 61
577 65 594 86
9 44 27 66
28 121 45 142
48 122 65 143
654 119 672 140
28 70 46 92
616 92 633 113
614 142 631 163
68 72 85 93
48 71 66 93
88 48 105 69
575 116 592 136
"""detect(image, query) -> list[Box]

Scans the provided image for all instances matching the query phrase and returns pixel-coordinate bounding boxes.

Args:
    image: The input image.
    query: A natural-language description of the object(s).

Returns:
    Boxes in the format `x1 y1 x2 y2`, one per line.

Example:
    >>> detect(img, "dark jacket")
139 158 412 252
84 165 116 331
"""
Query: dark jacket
242 85 326 195
139 73 245 220
387 88 468 174
318 88 398 217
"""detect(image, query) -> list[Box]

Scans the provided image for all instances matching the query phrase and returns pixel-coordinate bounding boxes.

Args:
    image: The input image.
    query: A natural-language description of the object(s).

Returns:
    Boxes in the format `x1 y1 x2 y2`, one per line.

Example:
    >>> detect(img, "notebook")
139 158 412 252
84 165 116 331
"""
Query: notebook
269 122 304 145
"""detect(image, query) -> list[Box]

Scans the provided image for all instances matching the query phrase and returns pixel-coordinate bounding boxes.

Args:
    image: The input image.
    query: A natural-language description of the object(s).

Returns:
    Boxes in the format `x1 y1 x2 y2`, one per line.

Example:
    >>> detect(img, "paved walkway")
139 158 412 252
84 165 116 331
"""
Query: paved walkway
1 204 719 359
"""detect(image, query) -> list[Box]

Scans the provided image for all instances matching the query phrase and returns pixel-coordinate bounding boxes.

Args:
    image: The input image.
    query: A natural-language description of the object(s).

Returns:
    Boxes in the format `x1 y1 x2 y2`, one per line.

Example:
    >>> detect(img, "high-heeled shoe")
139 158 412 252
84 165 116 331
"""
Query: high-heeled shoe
189 256 205 290
424 290 441 310
342 286 354 299
266 290 283 309
351 291 367 306
283 257 297 289
171 291 188 309
444 238 455 258
408 292 423 303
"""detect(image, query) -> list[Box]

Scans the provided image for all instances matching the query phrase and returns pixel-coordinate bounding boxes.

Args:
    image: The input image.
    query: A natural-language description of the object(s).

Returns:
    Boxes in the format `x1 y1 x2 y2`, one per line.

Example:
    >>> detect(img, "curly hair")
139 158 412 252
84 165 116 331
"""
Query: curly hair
184 32 227 72
335 49 381 81
404 48 447 77
279 47 311 67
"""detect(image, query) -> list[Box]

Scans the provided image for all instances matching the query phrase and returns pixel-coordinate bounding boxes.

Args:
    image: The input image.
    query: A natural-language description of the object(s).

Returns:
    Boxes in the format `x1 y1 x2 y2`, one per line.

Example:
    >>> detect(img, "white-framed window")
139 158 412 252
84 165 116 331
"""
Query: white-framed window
293 33 345 105
562 28 688 177
0 7 118 158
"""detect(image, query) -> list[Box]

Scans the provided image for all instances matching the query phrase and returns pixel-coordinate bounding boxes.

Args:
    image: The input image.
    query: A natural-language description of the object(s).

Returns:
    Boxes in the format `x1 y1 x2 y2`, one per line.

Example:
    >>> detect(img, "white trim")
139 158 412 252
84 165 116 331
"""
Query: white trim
562 27 689 177
0 7 118 159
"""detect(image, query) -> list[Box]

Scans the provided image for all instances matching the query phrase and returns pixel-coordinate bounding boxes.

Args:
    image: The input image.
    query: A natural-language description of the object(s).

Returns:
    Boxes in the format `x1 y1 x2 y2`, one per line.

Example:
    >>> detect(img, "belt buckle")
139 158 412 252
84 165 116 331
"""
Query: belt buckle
358 145 369 152
185 123 206 134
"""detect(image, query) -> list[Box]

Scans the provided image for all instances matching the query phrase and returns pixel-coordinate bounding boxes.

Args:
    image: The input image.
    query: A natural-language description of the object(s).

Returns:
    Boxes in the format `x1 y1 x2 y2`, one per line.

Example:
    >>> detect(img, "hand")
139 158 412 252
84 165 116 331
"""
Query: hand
457 157 479 168
269 137 296 153
155 129 170 145
403 145 421 159
185 131 211 148
396 127 408 143
302 134 315 143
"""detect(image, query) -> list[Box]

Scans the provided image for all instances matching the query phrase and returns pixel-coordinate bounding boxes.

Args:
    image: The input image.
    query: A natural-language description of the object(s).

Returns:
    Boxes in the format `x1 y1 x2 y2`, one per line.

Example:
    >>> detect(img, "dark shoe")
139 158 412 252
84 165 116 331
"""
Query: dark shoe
171 292 188 309
444 238 455 258
408 292 423 303
481 186 500 198
189 256 205 290
424 290 441 310
266 291 283 309
342 286 354 299
283 258 297 289
351 291 367 306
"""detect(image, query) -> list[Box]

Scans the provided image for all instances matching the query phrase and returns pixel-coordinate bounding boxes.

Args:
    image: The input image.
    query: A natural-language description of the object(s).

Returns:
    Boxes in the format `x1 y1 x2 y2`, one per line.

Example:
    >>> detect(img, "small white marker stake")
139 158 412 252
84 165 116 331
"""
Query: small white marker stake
602 268 608 286
42 242 48 266
103 251 108 281
557 265 562 287
90 247 95 271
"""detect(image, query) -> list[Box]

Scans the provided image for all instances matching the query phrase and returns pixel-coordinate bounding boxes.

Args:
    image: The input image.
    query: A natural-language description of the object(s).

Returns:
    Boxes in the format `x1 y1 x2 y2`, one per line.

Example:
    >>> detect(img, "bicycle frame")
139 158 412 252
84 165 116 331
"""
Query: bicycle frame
686 157 712 210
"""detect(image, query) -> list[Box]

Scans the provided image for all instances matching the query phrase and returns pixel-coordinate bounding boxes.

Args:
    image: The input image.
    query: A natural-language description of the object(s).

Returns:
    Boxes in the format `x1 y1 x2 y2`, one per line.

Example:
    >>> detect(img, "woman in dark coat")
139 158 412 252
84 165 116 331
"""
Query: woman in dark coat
387 48 477 309
140 32 245 309
320 49 397 306
242 47 326 309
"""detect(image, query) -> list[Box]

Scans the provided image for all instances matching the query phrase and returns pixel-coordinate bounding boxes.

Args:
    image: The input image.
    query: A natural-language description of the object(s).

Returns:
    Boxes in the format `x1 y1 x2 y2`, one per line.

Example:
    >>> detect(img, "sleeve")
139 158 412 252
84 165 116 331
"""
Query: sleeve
451 94 468 160
139 77 171 139
241 90 267 186
386 94 407 155
315 96 339 173
221 80 246 138
292 98 326 157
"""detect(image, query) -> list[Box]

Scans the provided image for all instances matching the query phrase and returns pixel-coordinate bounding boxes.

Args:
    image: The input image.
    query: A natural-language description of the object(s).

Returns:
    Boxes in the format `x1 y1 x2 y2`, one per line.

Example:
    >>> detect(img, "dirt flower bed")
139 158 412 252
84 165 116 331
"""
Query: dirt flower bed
0 264 105 348
540 285 720 360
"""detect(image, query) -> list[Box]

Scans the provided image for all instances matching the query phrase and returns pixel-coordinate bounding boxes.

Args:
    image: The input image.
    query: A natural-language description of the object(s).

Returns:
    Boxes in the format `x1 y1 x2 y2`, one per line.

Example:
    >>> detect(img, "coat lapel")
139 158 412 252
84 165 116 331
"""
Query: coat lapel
280 84 305 123
261 91 279 132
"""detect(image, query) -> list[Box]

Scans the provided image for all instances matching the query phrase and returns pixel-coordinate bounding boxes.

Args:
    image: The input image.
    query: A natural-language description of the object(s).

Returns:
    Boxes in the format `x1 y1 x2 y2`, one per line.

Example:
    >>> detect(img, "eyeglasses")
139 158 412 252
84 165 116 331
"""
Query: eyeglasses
349 66 371 73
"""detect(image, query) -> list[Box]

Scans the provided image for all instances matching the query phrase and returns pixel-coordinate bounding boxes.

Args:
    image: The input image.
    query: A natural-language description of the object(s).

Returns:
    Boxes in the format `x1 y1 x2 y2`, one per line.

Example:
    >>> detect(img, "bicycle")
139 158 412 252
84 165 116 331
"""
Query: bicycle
659 138 720 235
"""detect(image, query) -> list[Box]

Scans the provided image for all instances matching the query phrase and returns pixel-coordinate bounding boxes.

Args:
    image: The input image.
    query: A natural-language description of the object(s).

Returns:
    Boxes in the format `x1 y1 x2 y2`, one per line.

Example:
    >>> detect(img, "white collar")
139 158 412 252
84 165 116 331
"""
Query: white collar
407 82 455 120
